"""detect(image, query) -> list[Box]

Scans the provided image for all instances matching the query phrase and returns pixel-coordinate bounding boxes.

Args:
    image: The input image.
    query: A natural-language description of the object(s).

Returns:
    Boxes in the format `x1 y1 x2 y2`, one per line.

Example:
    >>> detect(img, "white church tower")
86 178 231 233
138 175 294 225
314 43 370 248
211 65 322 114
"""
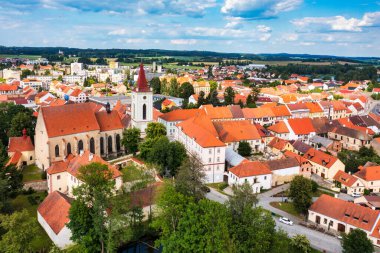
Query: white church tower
131 64 153 133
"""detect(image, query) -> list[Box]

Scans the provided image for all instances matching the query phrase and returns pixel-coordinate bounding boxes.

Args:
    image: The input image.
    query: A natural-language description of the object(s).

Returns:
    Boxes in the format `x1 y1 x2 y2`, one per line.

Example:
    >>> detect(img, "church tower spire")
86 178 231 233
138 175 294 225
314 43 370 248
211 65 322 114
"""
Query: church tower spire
131 63 153 133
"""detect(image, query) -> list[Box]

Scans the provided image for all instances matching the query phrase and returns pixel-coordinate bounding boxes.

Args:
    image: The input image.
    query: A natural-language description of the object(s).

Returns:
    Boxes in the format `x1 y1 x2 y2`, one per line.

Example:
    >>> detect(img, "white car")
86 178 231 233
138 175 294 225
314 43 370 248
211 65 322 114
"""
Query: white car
279 217 293 225
351 192 361 198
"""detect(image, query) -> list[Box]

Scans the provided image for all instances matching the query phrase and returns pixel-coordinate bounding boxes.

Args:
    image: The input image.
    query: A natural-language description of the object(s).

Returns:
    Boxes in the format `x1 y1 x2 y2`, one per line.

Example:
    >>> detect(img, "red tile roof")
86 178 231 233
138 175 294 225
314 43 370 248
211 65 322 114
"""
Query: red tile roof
288 118 316 135
8 135 34 152
95 110 123 132
0 84 18 91
38 191 72 234
229 161 272 178
303 148 338 168
177 113 225 148
41 103 99 137
47 151 121 179
268 121 289 134
159 108 201 122
333 170 359 187
268 137 290 151
310 194 379 231
354 166 380 182
213 120 261 143
202 105 233 119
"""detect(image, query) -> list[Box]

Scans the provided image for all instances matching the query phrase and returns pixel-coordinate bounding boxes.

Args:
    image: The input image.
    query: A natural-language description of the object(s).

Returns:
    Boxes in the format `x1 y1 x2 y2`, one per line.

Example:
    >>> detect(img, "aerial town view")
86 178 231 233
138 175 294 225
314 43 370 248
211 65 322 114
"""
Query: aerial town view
0 1 380 253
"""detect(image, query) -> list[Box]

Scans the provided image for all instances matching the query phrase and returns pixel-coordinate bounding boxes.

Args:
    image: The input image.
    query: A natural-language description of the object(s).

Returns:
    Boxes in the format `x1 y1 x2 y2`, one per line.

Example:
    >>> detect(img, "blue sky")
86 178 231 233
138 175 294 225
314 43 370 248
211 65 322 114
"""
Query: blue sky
0 0 379 56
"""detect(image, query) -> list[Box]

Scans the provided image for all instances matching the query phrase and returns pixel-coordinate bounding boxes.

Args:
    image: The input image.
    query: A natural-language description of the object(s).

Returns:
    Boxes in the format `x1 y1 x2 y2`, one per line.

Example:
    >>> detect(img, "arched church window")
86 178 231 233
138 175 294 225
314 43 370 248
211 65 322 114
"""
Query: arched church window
90 138 95 154
116 134 121 152
78 140 84 153
143 104 147 120
108 136 113 153
100 137 104 155
55 145 60 157
67 143 72 155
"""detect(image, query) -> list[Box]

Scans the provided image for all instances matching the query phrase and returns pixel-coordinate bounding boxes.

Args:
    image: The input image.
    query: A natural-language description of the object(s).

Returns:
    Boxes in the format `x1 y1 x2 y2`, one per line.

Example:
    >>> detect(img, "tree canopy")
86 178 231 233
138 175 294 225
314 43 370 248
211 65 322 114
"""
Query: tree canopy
342 229 374 253
121 127 141 155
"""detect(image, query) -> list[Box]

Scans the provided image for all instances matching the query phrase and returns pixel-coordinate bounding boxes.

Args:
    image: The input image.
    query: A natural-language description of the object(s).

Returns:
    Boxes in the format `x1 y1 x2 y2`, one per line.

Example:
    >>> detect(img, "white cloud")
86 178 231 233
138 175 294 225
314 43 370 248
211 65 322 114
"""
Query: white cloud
256 25 272 32
259 33 272 41
108 29 129 35
221 0 303 19
300 42 315 46
282 33 298 41
292 11 380 32
170 39 197 45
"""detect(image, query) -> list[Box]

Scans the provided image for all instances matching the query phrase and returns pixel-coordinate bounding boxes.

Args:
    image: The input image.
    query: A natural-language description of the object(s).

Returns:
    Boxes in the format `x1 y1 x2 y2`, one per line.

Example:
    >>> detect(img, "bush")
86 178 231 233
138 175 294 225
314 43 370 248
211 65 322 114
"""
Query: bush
27 195 37 205
41 170 47 180
23 187 36 195
364 189 370 195
218 182 228 191
311 181 318 193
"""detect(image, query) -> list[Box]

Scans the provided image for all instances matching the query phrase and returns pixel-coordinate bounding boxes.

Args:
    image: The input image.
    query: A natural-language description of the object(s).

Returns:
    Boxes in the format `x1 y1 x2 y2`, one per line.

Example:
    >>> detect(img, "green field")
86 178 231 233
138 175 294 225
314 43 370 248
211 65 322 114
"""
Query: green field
0 54 41 59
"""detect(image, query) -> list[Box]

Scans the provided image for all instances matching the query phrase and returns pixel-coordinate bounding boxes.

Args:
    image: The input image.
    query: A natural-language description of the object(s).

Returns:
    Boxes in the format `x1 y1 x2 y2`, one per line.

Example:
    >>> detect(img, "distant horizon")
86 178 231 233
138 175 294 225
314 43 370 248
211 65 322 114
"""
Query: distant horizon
1 1 379 57
1 45 380 59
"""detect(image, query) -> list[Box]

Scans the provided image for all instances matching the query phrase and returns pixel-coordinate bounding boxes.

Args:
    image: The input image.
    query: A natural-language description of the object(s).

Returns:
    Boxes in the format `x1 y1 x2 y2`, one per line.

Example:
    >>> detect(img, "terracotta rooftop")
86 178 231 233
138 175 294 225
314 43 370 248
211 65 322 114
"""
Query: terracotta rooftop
268 121 289 134
8 132 34 152
310 194 379 232
303 148 338 168
287 118 316 135
213 120 261 143
38 191 72 234
158 108 201 122
229 161 272 178
333 170 359 187
354 166 380 182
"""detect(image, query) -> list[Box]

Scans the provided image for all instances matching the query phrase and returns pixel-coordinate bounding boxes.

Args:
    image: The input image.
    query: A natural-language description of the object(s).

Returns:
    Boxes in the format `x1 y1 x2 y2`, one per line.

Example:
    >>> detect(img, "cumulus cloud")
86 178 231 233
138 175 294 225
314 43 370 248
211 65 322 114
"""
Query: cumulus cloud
300 42 315 46
292 11 380 32
170 39 197 45
282 33 298 41
257 25 272 32
221 0 303 19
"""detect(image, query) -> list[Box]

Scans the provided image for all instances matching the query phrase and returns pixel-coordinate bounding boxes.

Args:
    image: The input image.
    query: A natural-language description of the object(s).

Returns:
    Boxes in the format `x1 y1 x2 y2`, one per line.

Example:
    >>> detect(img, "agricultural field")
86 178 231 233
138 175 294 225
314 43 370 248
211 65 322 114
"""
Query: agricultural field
0 54 41 60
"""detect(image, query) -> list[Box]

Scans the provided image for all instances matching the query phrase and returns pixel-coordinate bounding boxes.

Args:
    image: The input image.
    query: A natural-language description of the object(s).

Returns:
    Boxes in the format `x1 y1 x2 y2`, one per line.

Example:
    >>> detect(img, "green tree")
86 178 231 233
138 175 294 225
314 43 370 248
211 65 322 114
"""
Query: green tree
0 210 38 253
207 90 220 106
67 163 115 252
168 78 179 97
175 155 207 201
150 77 161 94
224 86 235 105
209 80 218 91
237 141 252 157
246 94 256 108
270 230 291 253
227 183 273 253
178 82 194 99
148 136 187 176
342 229 374 253
289 176 313 214
8 111 36 138
290 235 312 253
145 122 166 139
20 69 32 79
197 91 206 107
121 127 141 155
155 193 234 253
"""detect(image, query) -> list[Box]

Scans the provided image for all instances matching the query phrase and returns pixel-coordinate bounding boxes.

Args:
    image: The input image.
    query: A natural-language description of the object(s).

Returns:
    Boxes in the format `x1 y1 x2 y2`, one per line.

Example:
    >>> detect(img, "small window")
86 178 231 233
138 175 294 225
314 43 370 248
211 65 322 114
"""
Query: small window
30 156 33 160
324 218 327 224
209 158 211 163
57 175 61 180
209 149 212 154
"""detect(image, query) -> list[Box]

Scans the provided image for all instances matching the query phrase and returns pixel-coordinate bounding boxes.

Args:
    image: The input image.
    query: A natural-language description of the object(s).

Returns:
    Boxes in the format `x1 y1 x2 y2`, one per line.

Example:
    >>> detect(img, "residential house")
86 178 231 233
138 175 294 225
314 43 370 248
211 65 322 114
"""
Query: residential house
328 125 372 151
228 161 272 193
303 148 345 179
354 165 380 193
333 170 365 195
265 157 300 186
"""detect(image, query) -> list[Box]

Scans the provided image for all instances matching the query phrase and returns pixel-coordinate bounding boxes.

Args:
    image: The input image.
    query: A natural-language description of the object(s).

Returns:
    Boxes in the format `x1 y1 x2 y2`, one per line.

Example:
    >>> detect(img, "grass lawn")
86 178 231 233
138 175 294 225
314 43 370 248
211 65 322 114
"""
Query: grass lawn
22 164 43 182
270 202 303 219
0 54 41 59
121 164 153 182
207 182 230 196
11 192 52 251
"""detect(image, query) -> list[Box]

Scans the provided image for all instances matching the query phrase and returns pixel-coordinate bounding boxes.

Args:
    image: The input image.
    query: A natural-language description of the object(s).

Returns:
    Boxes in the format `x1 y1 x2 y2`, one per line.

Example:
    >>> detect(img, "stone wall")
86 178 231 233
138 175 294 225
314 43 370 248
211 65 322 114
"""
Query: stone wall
23 180 48 191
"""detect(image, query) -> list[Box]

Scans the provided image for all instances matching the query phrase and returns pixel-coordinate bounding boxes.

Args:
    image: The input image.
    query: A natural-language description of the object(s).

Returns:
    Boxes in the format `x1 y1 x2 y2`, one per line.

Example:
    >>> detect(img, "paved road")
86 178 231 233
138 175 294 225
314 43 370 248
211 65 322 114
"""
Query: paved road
206 186 342 253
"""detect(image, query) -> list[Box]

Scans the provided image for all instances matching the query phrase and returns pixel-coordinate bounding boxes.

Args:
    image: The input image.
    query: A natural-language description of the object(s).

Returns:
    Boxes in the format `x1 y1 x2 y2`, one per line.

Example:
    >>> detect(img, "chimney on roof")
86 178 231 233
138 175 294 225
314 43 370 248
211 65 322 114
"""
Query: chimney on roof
22 128 27 139
106 102 111 113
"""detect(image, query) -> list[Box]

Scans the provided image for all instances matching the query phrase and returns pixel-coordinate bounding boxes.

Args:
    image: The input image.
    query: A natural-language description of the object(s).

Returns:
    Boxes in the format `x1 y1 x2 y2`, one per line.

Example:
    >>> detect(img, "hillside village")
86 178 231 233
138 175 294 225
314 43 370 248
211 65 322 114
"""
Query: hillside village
1 56 380 252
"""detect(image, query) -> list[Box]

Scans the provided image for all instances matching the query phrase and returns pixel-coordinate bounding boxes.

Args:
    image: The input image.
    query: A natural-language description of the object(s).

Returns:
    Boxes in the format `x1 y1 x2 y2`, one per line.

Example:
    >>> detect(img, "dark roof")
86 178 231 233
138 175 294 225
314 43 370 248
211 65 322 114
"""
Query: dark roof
228 105 244 119
330 125 372 141
265 157 300 171
349 115 366 127
311 117 330 134
291 140 313 154
360 115 380 129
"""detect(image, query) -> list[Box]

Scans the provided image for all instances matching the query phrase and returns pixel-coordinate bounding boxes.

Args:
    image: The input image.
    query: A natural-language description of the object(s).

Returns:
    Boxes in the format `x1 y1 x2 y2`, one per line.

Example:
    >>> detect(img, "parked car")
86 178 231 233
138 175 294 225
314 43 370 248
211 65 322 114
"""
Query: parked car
279 217 293 225
351 192 361 198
